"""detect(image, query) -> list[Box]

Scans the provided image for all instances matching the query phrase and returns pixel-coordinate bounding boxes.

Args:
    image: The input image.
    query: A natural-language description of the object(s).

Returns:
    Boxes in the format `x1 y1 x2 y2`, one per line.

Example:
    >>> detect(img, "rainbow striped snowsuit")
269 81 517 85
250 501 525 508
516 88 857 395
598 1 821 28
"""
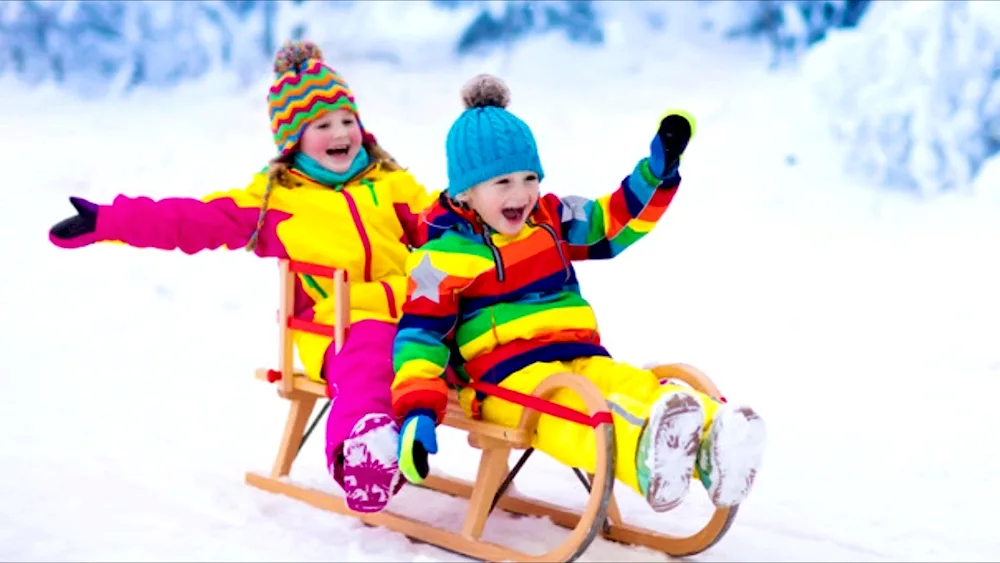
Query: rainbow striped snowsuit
390 156 692 492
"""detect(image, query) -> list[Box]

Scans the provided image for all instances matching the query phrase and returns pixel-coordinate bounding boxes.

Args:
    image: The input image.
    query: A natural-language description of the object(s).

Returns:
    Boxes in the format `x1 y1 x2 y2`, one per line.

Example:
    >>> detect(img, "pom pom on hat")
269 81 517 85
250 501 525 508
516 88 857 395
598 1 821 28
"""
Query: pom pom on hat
267 39 363 156
460 74 511 110
273 40 324 76
445 73 543 198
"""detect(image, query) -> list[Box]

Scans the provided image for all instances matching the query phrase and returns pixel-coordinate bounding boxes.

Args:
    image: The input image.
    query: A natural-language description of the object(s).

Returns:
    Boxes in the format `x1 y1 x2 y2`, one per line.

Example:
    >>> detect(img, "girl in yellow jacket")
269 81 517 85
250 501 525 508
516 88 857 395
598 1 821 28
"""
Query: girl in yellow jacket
391 75 766 513
48 40 434 514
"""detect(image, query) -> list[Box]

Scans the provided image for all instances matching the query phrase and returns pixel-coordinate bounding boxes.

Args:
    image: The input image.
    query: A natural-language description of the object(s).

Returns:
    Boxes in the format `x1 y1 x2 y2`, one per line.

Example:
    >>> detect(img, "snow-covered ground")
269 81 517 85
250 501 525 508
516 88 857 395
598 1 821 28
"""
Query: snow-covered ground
2 33 999 562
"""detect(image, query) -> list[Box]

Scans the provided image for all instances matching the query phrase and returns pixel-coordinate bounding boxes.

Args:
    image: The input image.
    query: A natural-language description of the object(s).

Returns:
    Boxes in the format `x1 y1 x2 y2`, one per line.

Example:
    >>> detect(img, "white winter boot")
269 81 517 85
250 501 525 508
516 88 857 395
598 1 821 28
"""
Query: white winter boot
636 391 705 512
696 403 766 507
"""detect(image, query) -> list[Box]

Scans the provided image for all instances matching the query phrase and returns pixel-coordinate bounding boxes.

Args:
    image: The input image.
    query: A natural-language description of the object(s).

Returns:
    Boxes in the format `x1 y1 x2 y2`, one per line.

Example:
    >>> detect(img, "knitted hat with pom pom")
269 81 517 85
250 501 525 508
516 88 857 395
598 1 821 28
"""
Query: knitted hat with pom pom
268 40 369 156
445 74 544 198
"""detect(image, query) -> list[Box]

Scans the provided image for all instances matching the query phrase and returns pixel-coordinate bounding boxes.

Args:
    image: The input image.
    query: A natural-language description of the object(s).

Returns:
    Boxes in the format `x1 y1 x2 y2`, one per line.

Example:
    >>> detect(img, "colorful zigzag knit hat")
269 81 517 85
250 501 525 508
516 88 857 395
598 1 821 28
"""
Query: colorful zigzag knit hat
268 40 366 156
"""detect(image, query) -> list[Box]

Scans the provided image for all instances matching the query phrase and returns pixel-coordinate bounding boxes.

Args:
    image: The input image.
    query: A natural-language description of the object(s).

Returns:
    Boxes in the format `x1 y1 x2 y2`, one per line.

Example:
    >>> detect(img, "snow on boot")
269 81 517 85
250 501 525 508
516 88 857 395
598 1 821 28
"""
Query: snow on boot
636 391 705 512
696 404 766 508
340 413 402 513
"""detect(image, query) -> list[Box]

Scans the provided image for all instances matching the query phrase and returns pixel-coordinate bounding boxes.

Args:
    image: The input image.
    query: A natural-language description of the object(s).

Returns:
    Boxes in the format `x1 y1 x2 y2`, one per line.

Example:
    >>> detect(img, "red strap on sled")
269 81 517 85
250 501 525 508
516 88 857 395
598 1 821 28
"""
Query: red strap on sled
283 260 347 337
286 318 336 337
470 381 613 428
287 259 341 279
277 259 614 428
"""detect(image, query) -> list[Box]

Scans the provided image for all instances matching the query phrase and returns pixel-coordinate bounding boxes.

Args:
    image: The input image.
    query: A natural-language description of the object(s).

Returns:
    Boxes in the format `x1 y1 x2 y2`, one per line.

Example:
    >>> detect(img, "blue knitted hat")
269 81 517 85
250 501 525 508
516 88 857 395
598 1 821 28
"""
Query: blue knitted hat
445 74 544 198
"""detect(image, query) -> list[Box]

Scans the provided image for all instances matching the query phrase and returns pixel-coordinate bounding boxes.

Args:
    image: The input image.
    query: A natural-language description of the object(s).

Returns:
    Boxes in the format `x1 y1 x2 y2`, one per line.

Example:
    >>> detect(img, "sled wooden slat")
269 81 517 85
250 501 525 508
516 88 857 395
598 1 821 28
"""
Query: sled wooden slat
245 472 531 562
245 259 739 561
253 368 531 446
247 368 614 562
419 471 739 557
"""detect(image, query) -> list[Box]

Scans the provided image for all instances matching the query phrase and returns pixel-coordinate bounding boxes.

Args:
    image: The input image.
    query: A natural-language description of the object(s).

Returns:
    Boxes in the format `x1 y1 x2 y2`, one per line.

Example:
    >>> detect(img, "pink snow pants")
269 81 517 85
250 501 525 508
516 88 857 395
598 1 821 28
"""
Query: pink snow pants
322 319 400 490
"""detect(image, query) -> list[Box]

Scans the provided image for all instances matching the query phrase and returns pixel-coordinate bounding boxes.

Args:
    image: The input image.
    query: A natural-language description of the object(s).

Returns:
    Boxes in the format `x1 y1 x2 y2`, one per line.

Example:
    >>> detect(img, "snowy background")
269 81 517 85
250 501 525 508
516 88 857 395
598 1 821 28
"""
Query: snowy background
2 0 999 561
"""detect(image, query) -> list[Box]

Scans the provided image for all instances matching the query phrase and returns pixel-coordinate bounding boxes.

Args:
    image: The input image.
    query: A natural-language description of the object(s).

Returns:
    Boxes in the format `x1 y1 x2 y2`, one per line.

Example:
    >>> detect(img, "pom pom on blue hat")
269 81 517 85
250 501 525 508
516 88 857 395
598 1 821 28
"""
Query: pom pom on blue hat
445 74 544 198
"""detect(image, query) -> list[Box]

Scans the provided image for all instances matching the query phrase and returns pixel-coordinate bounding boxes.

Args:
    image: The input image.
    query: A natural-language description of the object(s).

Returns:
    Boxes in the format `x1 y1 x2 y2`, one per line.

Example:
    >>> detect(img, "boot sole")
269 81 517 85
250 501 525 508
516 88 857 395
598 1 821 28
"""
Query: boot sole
704 405 766 507
644 392 704 512
341 414 402 513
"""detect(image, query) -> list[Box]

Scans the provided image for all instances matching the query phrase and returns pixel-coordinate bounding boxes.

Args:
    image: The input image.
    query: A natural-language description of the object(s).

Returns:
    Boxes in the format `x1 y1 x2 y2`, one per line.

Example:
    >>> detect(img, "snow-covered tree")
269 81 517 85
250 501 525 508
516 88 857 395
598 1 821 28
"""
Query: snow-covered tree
803 0 1000 195
0 1 876 96
720 0 870 67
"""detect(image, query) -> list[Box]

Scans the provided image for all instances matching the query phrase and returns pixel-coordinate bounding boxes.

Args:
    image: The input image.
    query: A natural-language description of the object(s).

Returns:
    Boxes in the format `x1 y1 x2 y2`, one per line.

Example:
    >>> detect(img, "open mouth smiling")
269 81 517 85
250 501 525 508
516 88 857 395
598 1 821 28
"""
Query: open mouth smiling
325 144 350 156
501 206 527 221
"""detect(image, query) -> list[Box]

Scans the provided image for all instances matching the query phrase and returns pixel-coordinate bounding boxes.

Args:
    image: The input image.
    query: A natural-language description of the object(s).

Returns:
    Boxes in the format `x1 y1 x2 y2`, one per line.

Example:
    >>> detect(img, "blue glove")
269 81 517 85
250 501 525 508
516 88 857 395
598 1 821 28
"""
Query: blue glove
648 109 696 181
397 410 439 484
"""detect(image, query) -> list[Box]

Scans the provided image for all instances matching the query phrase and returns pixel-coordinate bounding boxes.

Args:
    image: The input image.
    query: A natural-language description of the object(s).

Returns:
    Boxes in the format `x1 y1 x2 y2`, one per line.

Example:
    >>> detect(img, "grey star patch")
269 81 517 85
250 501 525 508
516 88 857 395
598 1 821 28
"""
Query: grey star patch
410 253 448 304
560 195 590 223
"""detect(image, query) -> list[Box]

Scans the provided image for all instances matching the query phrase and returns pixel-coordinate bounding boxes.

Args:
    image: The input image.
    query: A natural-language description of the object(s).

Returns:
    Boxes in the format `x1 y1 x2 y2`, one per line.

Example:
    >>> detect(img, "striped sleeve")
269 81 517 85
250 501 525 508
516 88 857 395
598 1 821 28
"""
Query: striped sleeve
544 157 680 261
390 240 485 424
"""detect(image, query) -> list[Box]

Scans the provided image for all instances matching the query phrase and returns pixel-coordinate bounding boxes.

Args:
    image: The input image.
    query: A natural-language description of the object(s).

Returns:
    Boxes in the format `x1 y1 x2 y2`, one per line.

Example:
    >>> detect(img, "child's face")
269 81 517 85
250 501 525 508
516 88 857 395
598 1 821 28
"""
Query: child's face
461 171 540 236
300 108 364 173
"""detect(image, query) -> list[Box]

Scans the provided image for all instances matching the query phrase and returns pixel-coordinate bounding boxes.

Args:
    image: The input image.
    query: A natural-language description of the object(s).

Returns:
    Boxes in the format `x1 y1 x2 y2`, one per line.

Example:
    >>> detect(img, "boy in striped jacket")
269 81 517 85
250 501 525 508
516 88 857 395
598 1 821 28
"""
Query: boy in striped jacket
390 75 766 512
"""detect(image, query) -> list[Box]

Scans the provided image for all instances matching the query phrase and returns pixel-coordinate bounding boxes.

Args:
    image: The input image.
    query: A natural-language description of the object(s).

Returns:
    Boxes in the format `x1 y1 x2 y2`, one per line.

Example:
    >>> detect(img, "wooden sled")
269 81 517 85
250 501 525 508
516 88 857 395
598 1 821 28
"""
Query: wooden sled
245 259 739 562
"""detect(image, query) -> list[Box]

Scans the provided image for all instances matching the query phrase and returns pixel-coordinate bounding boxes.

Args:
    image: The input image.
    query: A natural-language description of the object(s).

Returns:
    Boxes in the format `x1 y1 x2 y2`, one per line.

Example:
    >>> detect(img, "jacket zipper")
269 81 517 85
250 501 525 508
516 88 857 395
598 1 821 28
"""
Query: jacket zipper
340 190 373 282
344 190 397 320
481 226 505 282
530 218 571 282
380 281 398 319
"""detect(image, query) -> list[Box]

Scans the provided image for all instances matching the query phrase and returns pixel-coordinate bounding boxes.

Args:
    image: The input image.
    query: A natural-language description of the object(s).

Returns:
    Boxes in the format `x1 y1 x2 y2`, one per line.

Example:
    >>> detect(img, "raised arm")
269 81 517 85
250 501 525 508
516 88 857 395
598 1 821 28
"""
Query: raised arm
49 172 289 258
546 110 695 261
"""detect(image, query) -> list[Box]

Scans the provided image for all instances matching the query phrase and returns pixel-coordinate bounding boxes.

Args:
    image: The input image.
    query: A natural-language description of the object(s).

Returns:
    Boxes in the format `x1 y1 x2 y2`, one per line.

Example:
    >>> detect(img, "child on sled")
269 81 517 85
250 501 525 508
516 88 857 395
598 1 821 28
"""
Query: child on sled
390 74 766 511
48 40 436 514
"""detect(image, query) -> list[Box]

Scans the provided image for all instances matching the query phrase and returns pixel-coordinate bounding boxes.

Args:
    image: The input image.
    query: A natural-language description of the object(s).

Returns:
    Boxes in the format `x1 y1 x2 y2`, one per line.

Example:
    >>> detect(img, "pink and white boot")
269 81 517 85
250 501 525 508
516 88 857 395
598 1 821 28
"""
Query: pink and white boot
337 413 403 513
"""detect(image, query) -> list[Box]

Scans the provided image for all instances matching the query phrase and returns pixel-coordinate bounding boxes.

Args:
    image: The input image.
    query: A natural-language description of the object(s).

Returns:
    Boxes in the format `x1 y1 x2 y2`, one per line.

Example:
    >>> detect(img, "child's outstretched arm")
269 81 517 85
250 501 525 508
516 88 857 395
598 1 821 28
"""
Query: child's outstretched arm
546 111 695 261
48 171 287 258
391 242 477 483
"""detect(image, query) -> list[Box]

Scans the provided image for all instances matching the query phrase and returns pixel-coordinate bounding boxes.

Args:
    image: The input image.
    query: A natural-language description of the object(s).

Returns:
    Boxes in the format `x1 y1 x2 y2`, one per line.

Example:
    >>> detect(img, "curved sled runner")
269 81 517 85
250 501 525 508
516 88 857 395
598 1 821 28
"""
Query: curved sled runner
245 259 739 562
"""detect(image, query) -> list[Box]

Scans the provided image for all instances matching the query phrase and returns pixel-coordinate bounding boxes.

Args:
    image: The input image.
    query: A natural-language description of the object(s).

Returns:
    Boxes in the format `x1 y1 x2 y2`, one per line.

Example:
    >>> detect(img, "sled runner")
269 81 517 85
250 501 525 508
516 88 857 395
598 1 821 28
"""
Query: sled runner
245 259 740 562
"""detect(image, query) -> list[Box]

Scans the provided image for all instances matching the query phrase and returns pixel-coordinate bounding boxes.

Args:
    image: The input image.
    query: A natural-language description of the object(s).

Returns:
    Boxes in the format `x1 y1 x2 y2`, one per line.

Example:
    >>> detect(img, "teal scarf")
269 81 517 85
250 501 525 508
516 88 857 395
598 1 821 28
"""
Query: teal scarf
293 147 370 188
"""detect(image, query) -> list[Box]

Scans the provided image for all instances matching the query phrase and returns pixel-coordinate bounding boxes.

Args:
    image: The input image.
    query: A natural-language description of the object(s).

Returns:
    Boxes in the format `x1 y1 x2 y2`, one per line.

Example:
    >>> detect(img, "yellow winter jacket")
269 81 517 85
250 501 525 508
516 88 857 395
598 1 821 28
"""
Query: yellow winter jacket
91 162 436 381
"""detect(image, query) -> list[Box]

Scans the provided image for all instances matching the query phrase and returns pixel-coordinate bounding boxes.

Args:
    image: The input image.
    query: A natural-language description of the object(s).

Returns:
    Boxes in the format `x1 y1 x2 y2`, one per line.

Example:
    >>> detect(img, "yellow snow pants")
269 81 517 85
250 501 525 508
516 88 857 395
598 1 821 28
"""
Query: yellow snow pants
463 356 721 495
